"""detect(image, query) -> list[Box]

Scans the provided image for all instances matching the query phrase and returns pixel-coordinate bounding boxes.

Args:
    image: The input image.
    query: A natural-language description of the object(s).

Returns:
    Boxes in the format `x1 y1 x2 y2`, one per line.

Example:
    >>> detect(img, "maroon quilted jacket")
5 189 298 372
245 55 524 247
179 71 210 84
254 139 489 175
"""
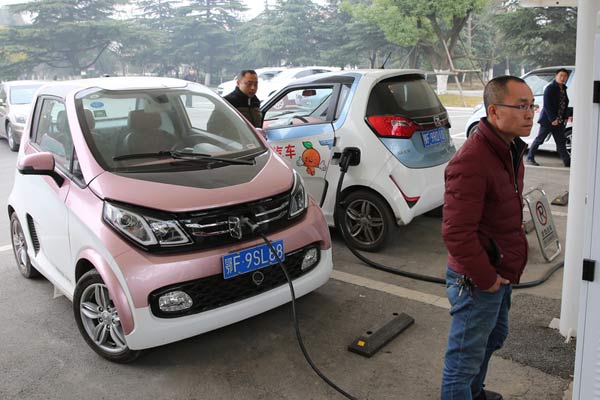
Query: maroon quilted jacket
442 118 528 290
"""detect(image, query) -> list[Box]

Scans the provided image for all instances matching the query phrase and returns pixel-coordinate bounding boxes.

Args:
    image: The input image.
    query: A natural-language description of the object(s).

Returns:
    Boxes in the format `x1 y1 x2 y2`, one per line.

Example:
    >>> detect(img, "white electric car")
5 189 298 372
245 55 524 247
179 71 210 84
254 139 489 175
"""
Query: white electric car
464 66 575 155
261 69 455 251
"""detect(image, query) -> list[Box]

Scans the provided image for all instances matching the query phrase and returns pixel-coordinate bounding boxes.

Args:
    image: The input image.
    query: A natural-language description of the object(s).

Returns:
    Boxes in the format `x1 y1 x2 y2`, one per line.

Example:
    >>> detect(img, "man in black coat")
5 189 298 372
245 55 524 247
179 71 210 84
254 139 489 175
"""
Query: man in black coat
526 68 571 167
223 70 263 128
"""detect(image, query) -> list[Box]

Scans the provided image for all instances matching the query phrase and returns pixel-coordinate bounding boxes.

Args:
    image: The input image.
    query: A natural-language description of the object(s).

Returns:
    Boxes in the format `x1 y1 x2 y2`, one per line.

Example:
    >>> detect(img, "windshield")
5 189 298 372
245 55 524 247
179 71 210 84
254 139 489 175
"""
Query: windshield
524 72 557 96
10 84 43 105
75 85 265 171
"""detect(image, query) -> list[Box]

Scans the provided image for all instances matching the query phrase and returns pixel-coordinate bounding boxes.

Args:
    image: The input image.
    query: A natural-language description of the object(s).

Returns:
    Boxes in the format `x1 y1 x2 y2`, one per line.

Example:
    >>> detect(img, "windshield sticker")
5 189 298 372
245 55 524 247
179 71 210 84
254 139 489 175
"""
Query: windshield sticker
90 101 104 108
296 141 326 176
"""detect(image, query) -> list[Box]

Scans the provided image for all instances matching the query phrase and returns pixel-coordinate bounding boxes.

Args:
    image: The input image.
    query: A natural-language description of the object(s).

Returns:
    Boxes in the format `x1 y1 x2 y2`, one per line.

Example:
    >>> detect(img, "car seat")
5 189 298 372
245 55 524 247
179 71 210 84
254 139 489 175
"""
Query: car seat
123 110 176 153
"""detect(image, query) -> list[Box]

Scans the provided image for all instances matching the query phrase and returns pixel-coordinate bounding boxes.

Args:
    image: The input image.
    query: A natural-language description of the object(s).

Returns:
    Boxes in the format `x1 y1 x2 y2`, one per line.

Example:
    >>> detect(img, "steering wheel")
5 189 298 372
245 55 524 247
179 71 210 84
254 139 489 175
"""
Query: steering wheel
289 116 309 125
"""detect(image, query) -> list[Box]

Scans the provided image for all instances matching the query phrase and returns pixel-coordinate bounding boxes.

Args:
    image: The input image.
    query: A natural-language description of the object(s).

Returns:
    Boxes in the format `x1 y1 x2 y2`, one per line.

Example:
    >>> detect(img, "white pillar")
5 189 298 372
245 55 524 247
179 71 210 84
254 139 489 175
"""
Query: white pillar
559 0 600 338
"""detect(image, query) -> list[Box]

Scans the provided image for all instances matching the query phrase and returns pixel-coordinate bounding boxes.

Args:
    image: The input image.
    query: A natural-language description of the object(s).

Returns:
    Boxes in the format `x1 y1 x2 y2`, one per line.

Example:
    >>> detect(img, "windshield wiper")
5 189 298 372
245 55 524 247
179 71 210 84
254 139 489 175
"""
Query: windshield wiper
113 150 255 165
113 151 173 161
172 151 255 165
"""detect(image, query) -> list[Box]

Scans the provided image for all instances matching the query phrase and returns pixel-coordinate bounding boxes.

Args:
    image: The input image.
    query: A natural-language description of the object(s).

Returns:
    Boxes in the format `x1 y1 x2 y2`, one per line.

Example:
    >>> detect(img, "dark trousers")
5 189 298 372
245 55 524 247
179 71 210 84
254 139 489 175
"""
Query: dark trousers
528 123 570 167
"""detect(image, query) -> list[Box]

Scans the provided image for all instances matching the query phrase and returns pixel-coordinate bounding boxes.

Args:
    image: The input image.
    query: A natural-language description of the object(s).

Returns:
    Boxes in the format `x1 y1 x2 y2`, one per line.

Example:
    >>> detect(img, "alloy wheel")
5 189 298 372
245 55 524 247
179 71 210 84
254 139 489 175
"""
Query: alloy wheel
344 198 385 247
79 283 128 354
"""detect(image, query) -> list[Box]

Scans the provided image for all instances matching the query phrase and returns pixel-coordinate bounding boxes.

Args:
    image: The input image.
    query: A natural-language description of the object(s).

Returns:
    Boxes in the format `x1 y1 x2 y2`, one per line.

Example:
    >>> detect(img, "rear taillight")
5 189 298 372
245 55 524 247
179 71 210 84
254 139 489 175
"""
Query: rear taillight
367 115 418 138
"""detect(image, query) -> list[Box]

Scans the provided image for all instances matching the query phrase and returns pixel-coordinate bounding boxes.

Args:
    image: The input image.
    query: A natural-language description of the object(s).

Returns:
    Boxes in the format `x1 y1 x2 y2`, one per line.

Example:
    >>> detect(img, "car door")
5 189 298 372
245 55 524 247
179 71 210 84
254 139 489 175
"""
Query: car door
24 97 75 289
261 83 340 205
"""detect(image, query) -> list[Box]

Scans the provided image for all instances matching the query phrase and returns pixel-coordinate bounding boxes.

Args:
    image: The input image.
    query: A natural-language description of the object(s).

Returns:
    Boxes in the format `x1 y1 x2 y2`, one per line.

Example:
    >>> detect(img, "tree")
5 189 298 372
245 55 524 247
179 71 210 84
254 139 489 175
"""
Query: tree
172 0 246 84
495 5 576 69
342 0 485 92
6 0 128 75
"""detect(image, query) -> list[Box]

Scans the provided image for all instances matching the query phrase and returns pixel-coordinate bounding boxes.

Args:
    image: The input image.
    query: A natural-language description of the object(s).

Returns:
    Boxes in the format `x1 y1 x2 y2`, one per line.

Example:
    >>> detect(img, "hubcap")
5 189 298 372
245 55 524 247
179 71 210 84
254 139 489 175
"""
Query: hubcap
344 199 385 246
11 219 28 274
7 125 14 148
80 283 127 354
565 134 572 156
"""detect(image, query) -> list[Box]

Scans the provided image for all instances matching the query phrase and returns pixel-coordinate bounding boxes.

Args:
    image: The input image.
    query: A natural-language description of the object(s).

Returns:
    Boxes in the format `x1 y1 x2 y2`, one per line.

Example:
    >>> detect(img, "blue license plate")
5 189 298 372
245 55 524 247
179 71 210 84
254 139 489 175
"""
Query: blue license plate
222 240 285 279
421 128 446 147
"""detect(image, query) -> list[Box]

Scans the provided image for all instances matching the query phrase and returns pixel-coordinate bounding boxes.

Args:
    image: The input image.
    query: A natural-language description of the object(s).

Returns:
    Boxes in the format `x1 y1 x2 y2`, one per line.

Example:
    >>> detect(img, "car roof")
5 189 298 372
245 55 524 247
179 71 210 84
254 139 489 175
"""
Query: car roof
2 80 47 88
36 76 189 98
284 69 426 85
525 66 575 75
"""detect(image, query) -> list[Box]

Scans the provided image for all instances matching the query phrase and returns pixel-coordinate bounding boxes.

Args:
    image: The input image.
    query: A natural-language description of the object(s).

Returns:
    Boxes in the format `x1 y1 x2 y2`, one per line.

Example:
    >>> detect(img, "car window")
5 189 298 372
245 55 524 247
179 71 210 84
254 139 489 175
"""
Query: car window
294 70 314 79
335 84 352 120
10 85 42 105
33 99 74 170
524 72 556 96
367 76 444 118
263 87 335 129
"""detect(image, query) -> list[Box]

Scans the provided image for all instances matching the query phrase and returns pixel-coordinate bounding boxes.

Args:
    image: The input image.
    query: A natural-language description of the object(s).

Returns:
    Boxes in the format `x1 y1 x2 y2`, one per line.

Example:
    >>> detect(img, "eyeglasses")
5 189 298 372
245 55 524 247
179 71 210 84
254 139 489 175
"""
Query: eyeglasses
494 103 539 112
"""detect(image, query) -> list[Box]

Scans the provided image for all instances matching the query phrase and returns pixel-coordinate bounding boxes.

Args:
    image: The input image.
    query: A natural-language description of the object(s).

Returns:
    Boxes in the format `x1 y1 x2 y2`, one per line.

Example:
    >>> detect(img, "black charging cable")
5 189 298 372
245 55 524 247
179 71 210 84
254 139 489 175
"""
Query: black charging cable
241 218 358 400
335 149 563 289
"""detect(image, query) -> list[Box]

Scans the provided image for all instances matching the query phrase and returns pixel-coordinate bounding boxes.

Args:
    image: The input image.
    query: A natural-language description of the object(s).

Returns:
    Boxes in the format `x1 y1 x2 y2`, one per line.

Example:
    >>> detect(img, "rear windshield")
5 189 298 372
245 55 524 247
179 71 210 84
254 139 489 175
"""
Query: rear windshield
366 75 444 118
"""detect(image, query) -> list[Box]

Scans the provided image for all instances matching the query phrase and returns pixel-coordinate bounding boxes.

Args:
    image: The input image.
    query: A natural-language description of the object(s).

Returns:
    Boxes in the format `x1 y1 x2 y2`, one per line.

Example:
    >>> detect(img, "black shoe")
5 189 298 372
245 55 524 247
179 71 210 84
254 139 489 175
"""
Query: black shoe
526 159 540 166
474 389 503 400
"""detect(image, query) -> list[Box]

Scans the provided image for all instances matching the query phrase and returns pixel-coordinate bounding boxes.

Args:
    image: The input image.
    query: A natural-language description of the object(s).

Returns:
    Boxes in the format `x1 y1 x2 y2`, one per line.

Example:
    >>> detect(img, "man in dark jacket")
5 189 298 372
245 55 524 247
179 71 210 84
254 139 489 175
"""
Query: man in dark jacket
441 76 534 400
223 69 263 128
526 68 571 167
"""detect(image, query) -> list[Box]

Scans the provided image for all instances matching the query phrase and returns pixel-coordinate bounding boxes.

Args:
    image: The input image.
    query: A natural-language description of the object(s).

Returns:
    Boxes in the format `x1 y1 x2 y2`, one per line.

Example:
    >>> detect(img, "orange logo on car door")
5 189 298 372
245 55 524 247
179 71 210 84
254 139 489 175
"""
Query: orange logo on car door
297 141 326 176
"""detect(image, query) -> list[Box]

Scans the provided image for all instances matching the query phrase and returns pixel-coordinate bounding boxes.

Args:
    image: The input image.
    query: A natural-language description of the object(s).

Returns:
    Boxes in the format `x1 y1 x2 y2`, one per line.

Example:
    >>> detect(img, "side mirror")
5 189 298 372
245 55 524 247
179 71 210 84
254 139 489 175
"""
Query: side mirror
17 152 64 187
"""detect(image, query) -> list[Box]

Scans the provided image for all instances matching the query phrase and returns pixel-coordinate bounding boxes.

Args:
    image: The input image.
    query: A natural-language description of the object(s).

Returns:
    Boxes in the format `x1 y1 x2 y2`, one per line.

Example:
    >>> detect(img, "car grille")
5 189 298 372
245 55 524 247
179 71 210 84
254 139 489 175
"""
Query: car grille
177 190 294 249
148 244 320 318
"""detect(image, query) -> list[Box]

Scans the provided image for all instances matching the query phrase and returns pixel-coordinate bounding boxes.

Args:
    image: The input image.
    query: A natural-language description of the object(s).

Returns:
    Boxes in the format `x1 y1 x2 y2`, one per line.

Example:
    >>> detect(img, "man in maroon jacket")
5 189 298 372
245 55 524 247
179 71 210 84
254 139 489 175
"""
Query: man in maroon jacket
441 76 534 400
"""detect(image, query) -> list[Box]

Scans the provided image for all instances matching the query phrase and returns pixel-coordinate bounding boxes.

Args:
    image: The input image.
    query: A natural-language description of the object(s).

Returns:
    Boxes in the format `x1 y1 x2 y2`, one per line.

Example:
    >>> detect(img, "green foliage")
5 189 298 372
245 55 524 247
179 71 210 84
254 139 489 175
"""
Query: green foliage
342 0 485 70
495 6 576 68
0 0 579 83
4 0 129 75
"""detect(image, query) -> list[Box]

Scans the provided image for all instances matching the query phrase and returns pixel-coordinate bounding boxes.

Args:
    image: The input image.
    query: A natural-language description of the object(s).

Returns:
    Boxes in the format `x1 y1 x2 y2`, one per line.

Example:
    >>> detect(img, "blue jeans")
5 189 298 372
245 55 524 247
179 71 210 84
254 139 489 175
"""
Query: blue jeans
441 267 512 400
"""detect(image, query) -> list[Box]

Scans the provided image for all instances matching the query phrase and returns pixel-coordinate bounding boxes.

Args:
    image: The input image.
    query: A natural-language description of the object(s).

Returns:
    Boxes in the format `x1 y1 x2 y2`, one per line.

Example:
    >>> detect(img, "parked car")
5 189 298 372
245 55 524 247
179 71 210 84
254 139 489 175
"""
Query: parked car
0 80 45 151
9 77 332 362
256 66 339 103
216 67 286 96
464 66 575 155
261 70 455 251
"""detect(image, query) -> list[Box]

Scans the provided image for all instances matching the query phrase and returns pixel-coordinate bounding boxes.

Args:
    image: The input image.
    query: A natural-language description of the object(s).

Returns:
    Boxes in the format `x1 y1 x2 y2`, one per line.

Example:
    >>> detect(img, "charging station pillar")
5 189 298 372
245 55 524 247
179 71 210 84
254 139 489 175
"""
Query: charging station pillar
558 0 600 340
572 6 600 399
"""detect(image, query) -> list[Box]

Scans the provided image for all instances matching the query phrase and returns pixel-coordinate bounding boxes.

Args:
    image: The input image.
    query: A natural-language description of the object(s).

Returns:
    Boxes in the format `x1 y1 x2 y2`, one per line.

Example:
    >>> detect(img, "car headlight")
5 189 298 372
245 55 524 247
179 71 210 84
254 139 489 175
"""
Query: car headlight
288 171 308 218
15 115 26 124
473 103 484 113
103 202 191 248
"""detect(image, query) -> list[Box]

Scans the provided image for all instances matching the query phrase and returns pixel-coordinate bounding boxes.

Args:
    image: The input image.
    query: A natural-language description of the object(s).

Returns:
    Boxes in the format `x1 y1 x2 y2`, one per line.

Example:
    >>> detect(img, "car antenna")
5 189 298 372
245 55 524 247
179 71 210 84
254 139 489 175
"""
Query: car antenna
380 52 392 69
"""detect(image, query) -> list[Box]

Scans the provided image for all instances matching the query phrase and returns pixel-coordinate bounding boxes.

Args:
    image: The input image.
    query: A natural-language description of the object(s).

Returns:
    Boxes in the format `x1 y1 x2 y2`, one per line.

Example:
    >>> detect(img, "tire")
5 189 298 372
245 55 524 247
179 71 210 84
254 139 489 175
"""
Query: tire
337 190 395 252
73 270 141 363
10 213 40 279
6 123 19 152
424 205 443 218
565 128 572 157
466 123 478 138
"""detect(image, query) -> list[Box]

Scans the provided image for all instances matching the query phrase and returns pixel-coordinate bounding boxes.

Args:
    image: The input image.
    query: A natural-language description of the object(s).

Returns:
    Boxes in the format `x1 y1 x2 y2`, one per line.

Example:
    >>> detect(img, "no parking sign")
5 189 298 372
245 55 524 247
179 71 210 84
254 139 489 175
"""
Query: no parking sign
524 188 561 262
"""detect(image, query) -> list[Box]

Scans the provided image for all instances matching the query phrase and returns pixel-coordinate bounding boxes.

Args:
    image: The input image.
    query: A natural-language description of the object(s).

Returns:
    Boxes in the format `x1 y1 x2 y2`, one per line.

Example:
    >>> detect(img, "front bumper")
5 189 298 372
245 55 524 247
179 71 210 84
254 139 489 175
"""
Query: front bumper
124 248 332 350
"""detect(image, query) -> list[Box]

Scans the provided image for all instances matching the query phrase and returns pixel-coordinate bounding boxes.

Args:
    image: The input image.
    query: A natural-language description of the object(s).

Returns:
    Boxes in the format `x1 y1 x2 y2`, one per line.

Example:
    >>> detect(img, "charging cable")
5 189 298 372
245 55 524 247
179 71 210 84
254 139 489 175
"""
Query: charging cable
242 217 358 400
335 148 563 288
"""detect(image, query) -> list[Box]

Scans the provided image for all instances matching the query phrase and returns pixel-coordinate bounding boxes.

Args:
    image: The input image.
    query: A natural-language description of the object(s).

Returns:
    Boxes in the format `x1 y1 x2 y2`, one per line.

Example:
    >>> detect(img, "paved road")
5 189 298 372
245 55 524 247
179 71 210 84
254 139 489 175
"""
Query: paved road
0 112 573 400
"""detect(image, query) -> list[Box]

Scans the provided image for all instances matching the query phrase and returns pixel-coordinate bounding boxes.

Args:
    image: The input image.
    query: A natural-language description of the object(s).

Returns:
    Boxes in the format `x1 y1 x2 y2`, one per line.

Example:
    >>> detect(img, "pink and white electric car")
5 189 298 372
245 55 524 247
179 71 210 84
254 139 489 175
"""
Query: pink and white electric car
8 77 332 362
